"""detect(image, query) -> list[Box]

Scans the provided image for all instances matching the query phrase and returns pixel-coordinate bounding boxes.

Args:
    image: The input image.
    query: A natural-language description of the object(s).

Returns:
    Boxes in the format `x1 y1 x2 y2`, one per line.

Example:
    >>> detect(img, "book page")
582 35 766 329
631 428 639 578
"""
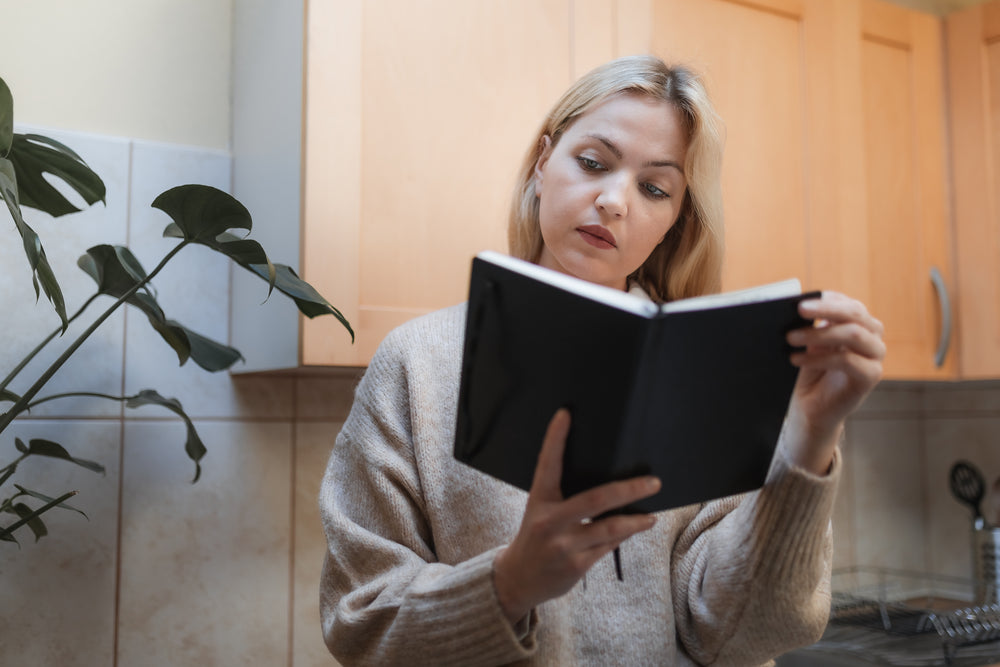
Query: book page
477 250 660 317
659 278 802 314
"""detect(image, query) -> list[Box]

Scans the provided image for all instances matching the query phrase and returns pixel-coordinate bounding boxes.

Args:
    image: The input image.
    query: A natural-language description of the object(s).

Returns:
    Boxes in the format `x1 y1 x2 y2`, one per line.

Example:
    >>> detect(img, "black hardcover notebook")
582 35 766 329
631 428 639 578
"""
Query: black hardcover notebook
453 251 818 513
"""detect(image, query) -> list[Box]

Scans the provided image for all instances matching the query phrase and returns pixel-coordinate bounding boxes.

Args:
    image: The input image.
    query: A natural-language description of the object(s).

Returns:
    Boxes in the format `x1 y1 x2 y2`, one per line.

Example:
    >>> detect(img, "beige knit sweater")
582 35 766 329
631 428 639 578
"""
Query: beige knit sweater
319 303 839 666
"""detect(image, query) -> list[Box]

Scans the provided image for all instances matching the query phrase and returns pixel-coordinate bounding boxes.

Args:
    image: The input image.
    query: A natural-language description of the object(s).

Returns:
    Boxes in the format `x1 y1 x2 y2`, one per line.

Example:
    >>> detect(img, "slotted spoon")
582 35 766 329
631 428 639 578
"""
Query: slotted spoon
950 460 986 529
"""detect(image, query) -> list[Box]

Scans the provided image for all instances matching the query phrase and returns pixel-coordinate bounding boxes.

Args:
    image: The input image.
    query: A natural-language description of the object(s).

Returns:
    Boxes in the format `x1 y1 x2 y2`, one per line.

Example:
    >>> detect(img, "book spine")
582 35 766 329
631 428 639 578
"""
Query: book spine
613 318 663 483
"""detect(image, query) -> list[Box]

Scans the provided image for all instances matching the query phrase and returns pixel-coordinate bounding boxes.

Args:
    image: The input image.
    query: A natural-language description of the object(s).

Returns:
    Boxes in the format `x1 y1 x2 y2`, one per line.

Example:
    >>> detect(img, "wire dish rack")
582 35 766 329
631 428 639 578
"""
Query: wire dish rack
798 567 1000 666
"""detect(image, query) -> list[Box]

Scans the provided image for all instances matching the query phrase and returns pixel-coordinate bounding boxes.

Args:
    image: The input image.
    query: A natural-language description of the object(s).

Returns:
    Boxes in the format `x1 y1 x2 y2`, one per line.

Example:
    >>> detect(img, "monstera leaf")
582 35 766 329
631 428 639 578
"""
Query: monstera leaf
0 75 106 330
0 77 11 156
154 184 354 341
78 244 244 372
125 390 206 483
8 134 106 216
0 156 67 329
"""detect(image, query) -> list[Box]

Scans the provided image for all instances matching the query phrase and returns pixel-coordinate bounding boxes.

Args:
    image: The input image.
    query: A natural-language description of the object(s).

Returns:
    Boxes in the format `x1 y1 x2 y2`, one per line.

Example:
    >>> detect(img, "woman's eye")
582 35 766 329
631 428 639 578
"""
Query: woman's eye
642 182 669 199
576 156 604 171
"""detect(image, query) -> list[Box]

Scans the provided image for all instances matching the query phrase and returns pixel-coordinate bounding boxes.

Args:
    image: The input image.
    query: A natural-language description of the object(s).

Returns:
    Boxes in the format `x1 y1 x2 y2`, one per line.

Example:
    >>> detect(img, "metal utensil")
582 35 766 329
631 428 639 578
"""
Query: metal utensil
950 460 986 529
986 476 1000 528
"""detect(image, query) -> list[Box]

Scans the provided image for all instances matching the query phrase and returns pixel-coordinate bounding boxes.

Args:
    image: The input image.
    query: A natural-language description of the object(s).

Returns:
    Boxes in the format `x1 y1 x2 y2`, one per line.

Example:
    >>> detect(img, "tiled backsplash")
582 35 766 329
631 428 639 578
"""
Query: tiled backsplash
3 128 1000 665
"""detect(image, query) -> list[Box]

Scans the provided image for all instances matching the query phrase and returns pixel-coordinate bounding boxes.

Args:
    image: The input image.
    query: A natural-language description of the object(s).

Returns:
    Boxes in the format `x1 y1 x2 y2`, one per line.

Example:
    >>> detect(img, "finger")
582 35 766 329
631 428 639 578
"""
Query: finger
789 347 884 385
799 292 884 335
788 322 887 360
574 513 657 551
561 475 661 523
529 408 571 499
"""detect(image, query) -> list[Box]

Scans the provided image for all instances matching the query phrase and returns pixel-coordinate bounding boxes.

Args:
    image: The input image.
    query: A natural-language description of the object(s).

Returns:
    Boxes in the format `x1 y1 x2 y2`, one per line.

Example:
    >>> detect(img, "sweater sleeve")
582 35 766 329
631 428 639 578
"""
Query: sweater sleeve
318 327 537 666
671 433 840 666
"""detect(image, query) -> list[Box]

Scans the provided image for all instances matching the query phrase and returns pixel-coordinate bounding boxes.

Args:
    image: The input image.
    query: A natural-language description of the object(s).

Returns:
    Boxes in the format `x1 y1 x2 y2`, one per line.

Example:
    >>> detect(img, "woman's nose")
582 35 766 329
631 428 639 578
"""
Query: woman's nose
595 176 628 218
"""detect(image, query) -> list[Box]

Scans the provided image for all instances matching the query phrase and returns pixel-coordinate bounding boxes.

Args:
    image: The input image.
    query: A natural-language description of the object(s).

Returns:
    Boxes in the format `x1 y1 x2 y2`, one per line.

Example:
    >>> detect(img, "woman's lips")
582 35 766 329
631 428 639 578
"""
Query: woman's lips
577 225 616 249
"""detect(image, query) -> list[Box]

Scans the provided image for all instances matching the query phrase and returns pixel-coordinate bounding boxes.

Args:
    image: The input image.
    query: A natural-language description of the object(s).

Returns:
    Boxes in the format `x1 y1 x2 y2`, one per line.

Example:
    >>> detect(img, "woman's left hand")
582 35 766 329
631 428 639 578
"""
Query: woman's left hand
783 291 886 474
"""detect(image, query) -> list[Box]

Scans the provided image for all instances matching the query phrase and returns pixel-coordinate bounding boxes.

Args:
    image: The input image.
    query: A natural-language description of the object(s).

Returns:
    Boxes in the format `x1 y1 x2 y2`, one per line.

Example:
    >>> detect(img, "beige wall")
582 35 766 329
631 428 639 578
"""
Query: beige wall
0 0 232 150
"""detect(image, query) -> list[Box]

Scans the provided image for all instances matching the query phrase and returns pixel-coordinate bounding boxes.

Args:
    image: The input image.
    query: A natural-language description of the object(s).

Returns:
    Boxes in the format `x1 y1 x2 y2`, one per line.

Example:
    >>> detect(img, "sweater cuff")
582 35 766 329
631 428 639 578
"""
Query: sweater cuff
752 447 840 580
401 547 537 664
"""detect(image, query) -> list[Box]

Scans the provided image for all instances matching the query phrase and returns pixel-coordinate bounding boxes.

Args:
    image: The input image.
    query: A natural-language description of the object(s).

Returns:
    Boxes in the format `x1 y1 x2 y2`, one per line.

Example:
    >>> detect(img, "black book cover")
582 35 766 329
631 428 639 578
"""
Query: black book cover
454 251 816 513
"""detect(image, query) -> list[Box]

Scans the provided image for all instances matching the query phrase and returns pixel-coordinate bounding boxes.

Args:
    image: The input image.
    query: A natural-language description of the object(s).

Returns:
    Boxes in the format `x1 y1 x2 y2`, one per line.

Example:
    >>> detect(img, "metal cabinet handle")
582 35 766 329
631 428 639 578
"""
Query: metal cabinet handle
930 266 952 368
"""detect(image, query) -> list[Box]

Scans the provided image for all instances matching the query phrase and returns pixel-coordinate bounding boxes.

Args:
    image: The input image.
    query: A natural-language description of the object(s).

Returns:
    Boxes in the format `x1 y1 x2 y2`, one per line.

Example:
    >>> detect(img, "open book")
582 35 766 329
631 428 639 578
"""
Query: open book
453 251 818 513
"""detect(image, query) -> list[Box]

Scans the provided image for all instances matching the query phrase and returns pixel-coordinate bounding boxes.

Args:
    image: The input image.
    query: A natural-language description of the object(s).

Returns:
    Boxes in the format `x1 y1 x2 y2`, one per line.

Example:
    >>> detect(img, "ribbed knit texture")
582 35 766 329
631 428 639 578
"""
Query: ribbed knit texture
319 303 840 666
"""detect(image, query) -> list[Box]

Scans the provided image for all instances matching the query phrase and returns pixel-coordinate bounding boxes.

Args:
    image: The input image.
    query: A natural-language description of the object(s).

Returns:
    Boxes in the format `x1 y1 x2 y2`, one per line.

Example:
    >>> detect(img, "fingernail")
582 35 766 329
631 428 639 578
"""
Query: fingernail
648 477 661 492
787 330 805 345
800 300 819 313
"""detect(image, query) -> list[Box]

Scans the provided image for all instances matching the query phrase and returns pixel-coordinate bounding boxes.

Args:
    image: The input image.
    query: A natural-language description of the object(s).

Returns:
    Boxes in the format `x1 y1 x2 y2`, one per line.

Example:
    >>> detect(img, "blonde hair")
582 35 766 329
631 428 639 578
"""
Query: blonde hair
508 55 725 301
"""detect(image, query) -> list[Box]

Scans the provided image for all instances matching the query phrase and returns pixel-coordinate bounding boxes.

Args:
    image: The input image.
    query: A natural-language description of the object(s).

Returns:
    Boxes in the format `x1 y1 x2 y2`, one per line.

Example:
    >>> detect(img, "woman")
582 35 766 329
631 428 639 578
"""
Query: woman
319 55 885 666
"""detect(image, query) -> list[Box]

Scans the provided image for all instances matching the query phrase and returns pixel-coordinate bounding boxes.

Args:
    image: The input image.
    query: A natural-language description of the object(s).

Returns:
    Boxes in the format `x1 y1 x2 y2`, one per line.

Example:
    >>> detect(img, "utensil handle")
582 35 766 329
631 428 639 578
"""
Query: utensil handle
930 266 952 368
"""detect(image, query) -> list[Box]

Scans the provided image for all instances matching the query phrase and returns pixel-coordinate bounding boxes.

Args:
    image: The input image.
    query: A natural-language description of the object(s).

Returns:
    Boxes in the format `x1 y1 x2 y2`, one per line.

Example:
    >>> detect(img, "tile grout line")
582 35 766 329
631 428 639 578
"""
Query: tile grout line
288 378 299 667
112 137 136 667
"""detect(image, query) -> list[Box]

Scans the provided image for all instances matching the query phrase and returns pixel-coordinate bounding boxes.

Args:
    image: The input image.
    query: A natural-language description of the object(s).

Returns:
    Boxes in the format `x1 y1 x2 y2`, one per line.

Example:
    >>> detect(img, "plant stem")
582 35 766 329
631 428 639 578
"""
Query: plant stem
0 294 99 394
0 489 78 542
0 241 189 433
0 453 27 488
26 391 138 410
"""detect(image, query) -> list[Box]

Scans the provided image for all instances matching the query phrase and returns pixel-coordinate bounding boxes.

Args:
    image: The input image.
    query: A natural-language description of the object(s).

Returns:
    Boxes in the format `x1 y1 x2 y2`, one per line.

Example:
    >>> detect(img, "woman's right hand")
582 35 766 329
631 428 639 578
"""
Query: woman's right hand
492 408 661 625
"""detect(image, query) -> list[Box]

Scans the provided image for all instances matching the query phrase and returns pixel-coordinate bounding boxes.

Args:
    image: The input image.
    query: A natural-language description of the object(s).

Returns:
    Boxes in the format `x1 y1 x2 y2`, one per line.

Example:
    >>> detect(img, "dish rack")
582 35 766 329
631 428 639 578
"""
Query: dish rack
799 566 1000 666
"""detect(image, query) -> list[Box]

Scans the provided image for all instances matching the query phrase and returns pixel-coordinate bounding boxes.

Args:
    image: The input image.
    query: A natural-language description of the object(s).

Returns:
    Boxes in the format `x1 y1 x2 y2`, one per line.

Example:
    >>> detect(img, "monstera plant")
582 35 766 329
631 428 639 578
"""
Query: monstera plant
0 75 353 546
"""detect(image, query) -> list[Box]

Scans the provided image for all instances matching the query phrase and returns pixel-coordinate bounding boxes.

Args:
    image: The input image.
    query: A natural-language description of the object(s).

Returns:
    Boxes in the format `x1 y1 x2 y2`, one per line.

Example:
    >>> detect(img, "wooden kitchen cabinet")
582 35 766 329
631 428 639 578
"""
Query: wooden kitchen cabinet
231 0 654 370
855 0 955 379
945 1 1000 378
232 0 962 377
650 0 954 379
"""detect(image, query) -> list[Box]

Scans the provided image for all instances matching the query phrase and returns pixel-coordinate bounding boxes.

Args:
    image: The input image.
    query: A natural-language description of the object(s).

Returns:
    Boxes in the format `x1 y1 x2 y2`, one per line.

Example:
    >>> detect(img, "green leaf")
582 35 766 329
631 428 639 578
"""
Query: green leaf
168 320 244 371
125 390 206 483
21 439 106 474
8 133 106 216
0 76 12 157
13 485 88 518
0 157 69 329
0 490 78 545
153 185 353 341
153 184 254 242
8 502 48 542
79 245 244 371
247 262 354 338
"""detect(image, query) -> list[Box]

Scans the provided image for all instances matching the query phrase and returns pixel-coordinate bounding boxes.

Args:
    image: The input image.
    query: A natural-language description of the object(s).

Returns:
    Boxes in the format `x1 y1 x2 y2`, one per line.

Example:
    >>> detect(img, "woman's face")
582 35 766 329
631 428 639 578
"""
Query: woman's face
534 93 689 291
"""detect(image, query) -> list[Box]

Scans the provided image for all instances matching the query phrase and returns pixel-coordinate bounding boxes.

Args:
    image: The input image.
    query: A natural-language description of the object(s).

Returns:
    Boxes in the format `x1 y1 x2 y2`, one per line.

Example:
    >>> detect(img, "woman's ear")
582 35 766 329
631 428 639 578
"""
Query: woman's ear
533 135 553 196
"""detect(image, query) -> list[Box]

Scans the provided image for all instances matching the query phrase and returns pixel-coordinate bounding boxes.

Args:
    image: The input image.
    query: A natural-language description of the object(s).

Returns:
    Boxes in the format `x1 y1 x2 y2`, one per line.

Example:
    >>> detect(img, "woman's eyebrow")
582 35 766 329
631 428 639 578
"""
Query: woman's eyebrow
586 133 683 173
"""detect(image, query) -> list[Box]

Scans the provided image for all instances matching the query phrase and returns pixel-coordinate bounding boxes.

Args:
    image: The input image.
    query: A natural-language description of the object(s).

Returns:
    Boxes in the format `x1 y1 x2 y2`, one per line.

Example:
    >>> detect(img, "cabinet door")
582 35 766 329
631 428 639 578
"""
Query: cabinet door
302 0 572 364
946 2 1000 378
651 0 814 292
858 0 954 379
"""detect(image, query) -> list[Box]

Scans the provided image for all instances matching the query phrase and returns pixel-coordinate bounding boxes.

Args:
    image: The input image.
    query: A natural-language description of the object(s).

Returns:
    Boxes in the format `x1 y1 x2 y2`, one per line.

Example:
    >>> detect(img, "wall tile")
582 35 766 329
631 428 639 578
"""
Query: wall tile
924 416 1000 579
294 421 343 667
851 381 924 418
922 380 1000 415
0 420 121 665
122 141 242 419
295 372 363 422
117 420 292 666
848 418 928 572
832 425 857 569
3 127 130 418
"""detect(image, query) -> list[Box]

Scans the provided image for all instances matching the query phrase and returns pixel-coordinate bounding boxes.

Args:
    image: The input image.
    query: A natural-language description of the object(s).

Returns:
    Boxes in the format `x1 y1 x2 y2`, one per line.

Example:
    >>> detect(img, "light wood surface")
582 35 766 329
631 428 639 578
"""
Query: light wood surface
946 1 1000 378
652 0 811 292
859 0 954 379
246 0 992 375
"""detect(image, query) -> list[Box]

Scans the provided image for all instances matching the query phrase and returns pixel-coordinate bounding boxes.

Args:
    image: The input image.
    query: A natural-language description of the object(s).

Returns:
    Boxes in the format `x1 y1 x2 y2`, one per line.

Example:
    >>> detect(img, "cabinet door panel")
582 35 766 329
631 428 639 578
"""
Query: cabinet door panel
861 0 952 379
947 3 1000 378
652 0 809 292
303 0 572 364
